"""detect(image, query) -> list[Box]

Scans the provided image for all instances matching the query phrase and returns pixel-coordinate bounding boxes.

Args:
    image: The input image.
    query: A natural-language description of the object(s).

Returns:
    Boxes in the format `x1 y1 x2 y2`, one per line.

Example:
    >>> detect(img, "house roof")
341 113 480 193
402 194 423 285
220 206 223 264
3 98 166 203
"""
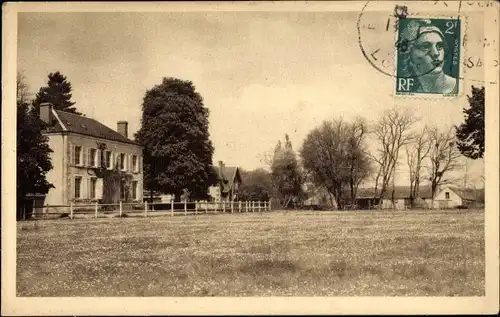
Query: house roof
356 185 433 199
44 109 138 145
213 166 241 193
448 187 484 201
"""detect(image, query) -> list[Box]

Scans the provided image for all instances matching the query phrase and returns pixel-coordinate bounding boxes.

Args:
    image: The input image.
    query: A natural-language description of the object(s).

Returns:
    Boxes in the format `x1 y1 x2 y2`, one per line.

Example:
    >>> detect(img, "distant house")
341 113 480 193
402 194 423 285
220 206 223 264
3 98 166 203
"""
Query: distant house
209 161 242 202
433 186 484 209
355 185 433 210
303 184 336 209
40 103 143 208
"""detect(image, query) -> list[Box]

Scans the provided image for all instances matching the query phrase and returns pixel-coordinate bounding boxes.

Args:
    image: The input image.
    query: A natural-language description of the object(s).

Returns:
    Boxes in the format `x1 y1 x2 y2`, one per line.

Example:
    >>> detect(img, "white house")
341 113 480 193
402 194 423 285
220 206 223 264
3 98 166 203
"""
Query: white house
433 186 484 209
40 103 143 210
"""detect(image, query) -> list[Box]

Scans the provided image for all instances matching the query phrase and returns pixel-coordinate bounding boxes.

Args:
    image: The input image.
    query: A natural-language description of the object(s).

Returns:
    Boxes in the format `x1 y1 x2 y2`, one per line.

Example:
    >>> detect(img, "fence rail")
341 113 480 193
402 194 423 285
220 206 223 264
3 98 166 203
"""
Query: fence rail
32 200 272 220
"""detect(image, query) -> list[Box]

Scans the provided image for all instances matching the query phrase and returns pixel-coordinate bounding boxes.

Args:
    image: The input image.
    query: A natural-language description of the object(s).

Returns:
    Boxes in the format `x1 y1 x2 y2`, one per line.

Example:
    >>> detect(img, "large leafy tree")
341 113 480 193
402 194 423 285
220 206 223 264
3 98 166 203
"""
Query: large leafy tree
300 118 372 210
456 86 484 159
239 168 273 202
33 71 80 114
17 75 54 217
271 134 303 208
135 77 216 201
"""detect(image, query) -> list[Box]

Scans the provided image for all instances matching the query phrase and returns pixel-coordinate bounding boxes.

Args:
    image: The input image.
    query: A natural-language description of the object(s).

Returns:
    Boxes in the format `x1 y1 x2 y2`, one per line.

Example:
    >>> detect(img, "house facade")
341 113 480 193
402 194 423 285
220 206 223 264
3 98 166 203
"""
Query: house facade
40 103 143 208
209 161 242 202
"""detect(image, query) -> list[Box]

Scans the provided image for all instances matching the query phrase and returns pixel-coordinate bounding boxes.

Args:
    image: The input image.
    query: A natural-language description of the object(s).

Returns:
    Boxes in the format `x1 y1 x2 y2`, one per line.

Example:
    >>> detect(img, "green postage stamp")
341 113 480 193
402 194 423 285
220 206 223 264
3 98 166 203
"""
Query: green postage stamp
395 17 461 96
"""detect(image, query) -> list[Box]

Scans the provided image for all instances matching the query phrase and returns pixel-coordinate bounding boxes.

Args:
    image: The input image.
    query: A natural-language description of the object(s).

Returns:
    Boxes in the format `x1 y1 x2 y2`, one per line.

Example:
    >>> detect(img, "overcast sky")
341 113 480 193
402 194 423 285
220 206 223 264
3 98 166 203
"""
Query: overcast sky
17 7 486 186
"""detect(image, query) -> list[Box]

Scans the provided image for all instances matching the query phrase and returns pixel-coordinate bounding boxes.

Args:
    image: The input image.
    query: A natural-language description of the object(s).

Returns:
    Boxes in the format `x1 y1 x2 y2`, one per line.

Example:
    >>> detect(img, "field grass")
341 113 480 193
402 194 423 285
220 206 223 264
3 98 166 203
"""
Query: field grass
17 209 484 296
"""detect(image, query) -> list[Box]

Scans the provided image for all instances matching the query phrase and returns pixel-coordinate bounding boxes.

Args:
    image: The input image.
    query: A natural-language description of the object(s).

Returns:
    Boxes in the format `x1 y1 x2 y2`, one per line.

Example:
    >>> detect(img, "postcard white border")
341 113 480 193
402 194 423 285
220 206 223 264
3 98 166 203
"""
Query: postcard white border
2 1 498 315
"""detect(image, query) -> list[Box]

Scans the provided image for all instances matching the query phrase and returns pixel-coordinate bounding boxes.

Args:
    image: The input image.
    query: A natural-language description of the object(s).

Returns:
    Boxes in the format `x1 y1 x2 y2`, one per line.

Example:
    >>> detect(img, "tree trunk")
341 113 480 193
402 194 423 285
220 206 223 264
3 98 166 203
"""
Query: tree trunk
174 191 182 202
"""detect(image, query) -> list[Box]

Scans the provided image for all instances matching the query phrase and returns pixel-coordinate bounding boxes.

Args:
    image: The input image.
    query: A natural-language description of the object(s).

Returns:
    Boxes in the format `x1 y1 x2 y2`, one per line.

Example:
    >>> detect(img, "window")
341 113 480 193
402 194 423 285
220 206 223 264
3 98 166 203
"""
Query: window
120 179 126 200
89 148 97 167
120 153 126 171
445 192 450 200
90 178 97 199
132 155 138 172
74 176 82 199
74 146 82 166
105 151 112 169
131 181 138 200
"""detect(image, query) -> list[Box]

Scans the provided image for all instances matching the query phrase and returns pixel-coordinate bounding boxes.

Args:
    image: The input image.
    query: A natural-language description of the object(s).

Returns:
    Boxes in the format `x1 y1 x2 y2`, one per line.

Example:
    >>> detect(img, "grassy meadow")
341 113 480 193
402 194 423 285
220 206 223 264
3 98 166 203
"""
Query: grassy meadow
17 209 484 296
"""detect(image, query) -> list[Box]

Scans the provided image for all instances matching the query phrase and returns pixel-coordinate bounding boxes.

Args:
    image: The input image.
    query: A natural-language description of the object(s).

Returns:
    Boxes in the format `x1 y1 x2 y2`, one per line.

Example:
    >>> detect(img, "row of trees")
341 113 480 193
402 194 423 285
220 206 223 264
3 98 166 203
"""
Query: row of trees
240 86 485 209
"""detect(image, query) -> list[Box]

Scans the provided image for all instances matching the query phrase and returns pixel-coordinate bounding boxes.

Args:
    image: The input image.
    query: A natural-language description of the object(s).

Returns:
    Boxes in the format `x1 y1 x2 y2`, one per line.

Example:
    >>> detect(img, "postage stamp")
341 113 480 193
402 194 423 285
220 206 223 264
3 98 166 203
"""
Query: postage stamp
395 17 462 96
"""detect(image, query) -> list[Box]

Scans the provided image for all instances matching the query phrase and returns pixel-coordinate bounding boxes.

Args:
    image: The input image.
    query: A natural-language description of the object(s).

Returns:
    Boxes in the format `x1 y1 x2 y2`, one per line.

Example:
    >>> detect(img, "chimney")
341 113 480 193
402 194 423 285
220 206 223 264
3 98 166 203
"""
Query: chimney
218 160 225 179
117 121 128 138
39 102 54 125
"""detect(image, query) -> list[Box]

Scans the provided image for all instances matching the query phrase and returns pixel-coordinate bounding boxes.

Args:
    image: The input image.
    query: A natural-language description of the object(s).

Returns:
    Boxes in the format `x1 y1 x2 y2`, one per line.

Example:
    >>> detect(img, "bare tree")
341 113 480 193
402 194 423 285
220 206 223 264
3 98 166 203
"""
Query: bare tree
405 125 432 207
370 106 417 207
17 71 32 105
346 117 372 206
427 126 462 207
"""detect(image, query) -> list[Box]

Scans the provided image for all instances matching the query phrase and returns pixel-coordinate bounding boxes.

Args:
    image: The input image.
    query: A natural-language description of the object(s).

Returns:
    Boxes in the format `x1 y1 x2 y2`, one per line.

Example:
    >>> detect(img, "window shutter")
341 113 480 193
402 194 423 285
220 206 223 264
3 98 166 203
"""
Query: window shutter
96 178 103 199
139 156 142 174
129 154 133 173
82 147 87 167
70 177 75 200
86 178 91 199
110 152 115 170
70 144 75 166
96 149 101 168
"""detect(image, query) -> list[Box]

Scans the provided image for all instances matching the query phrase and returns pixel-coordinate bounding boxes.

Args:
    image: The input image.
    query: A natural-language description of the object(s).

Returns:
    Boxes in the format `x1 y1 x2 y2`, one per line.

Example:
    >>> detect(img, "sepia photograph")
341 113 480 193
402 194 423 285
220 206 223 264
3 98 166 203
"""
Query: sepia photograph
2 1 499 315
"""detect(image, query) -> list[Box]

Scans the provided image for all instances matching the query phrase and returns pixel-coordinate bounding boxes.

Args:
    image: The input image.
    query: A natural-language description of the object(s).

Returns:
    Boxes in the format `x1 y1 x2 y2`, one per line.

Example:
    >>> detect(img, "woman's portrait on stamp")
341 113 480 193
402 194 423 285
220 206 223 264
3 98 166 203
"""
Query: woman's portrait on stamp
396 18 460 95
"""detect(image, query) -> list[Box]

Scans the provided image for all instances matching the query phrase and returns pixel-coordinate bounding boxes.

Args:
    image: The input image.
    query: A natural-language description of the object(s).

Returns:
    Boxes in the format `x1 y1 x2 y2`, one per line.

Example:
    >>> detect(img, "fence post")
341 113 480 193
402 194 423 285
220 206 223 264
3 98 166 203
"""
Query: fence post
70 202 73 219
195 201 198 215
251 201 254 212
246 201 249 212
223 201 226 213
145 201 148 217
239 201 242 213
269 200 272 211
95 201 98 218
205 200 208 214
171 200 174 216
258 201 261 212
119 201 123 217
231 201 234 213
184 200 187 216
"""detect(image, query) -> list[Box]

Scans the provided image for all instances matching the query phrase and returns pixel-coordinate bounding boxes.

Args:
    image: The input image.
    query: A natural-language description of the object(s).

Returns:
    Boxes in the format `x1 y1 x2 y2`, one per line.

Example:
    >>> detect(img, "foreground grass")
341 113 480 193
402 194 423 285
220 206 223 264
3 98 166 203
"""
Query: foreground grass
17 210 484 296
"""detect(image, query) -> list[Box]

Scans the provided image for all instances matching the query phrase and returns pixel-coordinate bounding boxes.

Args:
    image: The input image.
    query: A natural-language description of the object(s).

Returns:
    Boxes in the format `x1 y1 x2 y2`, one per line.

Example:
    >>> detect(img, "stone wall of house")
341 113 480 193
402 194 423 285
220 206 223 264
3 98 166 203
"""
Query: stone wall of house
43 132 143 208
66 133 143 205
43 134 66 206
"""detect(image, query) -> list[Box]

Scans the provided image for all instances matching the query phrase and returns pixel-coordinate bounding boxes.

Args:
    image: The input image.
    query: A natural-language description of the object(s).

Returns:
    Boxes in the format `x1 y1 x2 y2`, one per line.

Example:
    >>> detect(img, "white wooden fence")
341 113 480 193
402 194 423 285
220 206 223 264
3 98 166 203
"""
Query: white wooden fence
34 200 272 220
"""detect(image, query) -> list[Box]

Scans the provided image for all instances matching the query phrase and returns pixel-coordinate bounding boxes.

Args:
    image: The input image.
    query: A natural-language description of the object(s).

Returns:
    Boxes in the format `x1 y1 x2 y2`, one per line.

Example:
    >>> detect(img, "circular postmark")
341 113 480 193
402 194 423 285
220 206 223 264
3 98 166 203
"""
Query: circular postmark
357 1 468 95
